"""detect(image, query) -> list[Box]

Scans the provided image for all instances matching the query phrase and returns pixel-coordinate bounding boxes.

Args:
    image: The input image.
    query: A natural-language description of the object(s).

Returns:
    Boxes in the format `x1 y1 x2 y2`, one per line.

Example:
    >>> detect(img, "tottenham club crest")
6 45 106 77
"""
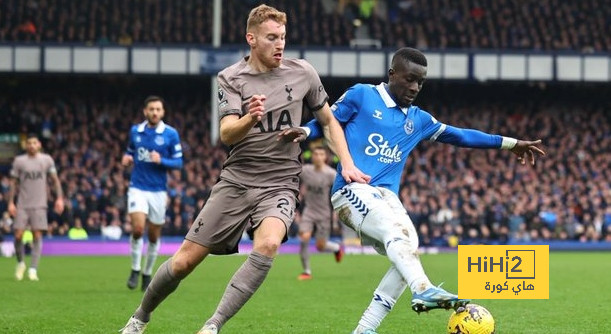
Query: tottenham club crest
404 118 414 135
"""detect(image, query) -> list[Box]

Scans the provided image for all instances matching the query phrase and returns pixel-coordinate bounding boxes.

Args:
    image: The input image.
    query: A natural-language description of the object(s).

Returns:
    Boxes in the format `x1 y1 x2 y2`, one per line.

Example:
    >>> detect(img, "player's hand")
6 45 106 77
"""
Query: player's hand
54 197 65 215
121 154 133 167
277 127 308 143
150 151 161 164
510 139 546 165
340 163 371 184
248 95 266 122
8 202 17 217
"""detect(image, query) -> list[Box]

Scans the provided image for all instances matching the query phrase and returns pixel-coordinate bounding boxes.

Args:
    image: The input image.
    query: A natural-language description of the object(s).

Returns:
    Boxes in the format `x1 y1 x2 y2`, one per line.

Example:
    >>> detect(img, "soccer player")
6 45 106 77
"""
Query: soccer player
301 47 546 334
7 134 64 281
119 5 368 334
122 96 183 291
297 146 343 280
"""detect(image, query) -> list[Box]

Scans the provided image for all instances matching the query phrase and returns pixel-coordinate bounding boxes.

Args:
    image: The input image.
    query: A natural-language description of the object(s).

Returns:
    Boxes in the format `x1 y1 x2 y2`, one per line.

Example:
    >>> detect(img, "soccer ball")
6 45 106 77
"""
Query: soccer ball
447 304 495 334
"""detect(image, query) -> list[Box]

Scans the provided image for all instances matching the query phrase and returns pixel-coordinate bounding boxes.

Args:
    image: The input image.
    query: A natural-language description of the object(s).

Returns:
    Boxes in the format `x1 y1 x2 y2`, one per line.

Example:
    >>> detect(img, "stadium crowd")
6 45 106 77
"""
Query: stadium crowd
0 79 609 246
1 0 608 52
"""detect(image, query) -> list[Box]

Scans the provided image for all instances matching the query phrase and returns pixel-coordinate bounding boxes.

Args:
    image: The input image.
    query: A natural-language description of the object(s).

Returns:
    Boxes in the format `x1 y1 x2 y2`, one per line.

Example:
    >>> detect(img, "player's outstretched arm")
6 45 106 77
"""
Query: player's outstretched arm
220 95 266 145
315 103 370 184
509 139 546 165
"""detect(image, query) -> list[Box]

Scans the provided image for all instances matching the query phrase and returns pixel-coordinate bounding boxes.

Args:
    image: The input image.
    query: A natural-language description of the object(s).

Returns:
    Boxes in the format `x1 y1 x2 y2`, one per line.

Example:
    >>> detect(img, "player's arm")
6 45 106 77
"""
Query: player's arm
122 129 135 167
158 131 183 169
49 170 65 214
314 103 370 183
435 125 545 165
7 176 18 217
220 95 266 145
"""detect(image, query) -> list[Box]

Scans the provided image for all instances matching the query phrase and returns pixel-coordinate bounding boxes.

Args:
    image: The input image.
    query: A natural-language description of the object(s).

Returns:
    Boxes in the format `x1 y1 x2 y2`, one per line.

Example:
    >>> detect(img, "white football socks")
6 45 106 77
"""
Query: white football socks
385 239 432 293
357 266 407 331
143 240 161 276
130 235 143 271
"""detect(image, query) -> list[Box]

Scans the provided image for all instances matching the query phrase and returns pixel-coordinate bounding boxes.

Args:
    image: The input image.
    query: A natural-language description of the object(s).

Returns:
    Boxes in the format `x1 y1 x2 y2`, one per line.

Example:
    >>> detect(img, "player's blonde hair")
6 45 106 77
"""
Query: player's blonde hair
246 4 287 33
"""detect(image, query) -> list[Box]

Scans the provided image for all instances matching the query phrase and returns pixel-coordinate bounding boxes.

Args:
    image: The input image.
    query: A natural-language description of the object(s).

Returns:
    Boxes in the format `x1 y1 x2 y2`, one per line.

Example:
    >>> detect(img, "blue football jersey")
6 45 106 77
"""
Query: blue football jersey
331 83 446 195
126 121 183 191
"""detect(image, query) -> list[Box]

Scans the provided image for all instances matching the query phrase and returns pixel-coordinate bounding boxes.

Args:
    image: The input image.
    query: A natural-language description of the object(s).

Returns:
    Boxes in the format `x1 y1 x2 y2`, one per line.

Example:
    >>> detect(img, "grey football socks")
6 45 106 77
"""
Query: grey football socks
30 238 42 269
14 239 24 263
135 259 181 322
206 251 273 329
300 240 311 274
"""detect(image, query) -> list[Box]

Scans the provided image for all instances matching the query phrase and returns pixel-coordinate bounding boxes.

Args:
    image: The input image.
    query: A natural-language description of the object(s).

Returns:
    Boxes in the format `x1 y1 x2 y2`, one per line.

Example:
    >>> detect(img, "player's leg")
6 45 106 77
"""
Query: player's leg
13 227 26 281
202 217 283 333
352 265 408 334
201 189 294 333
127 187 148 289
121 239 210 333
27 208 48 281
141 191 167 291
142 222 162 291
313 219 342 262
298 219 313 279
378 188 468 312
127 211 146 289
28 229 44 281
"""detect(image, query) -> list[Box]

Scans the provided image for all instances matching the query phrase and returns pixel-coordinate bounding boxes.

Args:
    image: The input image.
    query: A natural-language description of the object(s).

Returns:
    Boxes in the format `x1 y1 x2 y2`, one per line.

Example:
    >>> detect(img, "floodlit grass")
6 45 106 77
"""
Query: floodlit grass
0 251 608 333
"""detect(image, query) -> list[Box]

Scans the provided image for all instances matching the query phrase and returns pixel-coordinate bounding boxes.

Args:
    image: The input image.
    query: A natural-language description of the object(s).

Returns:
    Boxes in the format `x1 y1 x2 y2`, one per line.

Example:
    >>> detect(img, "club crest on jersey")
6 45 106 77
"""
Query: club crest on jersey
285 85 293 101
135 135 141 143
404 118 414 135
155 135 164 146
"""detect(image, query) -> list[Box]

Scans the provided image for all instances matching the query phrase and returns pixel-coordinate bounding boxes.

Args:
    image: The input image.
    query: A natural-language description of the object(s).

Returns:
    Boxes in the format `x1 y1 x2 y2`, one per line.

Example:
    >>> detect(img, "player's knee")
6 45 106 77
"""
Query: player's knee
132 227 144 239
254 237 281 256
315 239 326 251
384 227 419 253
171 255 197 278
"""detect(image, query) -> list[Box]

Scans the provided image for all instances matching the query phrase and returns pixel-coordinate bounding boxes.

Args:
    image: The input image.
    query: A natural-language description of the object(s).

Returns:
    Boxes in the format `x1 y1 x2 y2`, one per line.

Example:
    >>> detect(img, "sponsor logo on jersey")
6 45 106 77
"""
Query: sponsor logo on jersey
373 110 383 120
365 133 402 164
137 147 152 162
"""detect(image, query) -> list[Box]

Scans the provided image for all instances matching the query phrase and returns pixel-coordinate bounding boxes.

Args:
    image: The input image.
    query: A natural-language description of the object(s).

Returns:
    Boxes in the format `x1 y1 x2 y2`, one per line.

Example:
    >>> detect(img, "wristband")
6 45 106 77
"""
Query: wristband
501 136 517 150
299 126 311 137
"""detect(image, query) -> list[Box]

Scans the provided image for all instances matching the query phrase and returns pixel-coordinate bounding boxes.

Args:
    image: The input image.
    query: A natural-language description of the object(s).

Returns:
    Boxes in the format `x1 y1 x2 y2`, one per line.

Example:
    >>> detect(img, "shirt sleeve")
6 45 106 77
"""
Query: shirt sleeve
217 70 243 119
126 127 135 156
160 130 184 169
416 108 445 141
47 155 57 174
330 84 362 125
302 60 329 112
9 158 19 179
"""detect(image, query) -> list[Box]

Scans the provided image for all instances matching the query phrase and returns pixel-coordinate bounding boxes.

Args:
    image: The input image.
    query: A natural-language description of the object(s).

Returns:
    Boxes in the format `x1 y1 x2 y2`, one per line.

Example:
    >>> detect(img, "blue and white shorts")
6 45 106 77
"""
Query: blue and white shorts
127 187 168 225
331 182 418 255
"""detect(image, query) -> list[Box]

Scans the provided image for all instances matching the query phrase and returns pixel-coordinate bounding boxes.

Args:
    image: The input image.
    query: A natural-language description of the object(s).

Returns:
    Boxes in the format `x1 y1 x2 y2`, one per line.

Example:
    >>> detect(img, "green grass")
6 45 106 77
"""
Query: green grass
0 252 609 333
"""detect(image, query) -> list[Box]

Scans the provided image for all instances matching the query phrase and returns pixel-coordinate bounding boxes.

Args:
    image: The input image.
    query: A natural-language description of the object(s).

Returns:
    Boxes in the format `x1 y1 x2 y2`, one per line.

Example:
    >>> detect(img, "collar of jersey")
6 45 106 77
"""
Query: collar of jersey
376 83 409 115
137 120 166 133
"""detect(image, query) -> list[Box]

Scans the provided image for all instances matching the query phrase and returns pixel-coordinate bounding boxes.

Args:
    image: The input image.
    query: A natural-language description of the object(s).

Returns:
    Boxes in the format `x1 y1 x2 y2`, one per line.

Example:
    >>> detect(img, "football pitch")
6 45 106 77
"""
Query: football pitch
0 251 608 333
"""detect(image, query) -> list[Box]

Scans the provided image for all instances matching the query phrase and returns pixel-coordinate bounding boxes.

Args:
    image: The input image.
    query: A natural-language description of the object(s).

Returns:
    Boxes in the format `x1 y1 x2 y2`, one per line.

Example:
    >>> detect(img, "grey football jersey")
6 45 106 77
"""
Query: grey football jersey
300 164 336 221
217 57 328 192
10 153 57 209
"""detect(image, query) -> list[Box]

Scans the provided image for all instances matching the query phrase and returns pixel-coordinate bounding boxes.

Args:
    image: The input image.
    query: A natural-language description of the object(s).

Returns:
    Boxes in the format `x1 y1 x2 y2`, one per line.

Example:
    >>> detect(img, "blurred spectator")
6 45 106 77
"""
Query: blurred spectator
1 0 607 51
68 218 88 240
